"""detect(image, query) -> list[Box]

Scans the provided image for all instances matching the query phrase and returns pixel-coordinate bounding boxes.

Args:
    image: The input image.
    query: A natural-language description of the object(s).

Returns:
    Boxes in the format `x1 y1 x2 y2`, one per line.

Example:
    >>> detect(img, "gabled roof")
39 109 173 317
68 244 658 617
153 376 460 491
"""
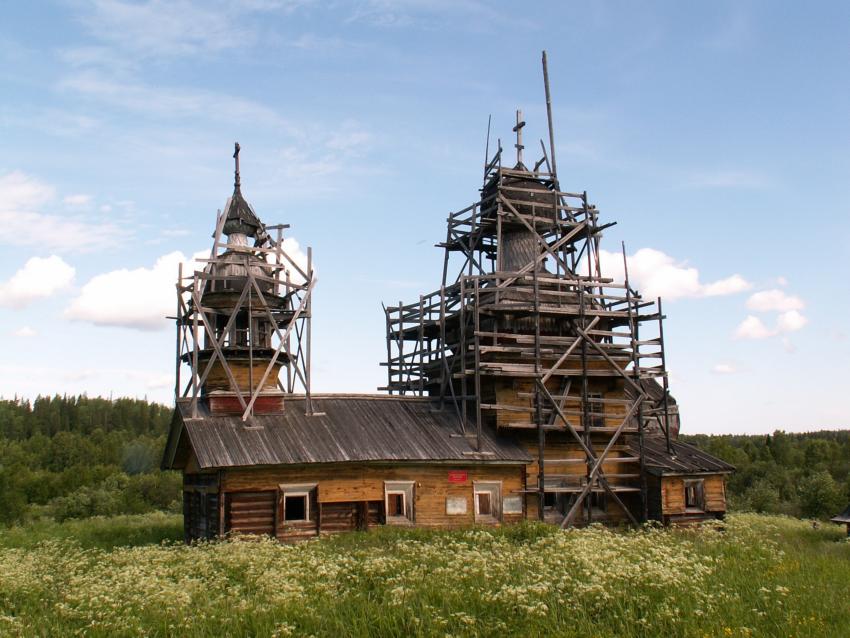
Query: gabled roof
629 436 735 476
831 504 850 524
162 395 531 470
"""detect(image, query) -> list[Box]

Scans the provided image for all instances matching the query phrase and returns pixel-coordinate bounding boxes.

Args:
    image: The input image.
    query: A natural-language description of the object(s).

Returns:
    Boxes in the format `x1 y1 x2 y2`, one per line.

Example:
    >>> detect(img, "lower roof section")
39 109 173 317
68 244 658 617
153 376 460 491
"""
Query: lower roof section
164 395 532 471
632 436 736 476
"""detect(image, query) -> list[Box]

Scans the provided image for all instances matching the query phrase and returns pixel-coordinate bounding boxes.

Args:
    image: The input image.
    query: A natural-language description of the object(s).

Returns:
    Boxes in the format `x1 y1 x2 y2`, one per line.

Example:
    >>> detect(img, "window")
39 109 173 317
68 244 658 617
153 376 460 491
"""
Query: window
473 481 501 522
283 493 308 522
588 392 605 428
543 492 557 509
277 483 317 528
387 492 405 517
476 492 492 516
384 481 414 524
684 479 705 511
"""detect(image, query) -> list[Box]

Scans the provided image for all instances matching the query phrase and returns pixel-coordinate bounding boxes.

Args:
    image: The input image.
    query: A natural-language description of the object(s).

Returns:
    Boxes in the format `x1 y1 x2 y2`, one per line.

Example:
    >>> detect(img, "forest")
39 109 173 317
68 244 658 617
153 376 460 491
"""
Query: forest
0 395 178 526
0 395 847 526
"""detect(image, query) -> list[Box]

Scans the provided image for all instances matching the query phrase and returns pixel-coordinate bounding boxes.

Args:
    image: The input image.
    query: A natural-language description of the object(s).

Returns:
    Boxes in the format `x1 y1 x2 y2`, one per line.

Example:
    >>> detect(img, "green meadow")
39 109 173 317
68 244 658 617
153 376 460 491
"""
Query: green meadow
0 513 847 637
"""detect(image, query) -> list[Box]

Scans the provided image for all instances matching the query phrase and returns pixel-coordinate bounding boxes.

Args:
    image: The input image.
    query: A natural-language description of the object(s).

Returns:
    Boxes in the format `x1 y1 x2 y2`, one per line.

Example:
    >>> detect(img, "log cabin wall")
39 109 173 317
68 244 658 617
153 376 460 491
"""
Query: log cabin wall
660 474 727 524
219 462 526 541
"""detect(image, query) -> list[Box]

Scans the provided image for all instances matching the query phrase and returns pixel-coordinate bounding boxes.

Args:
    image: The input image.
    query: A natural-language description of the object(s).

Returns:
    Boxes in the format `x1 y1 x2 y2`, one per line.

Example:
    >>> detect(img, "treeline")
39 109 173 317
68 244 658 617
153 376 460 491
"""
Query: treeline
682 430 850 519
0 395 180 526
2 395 848 526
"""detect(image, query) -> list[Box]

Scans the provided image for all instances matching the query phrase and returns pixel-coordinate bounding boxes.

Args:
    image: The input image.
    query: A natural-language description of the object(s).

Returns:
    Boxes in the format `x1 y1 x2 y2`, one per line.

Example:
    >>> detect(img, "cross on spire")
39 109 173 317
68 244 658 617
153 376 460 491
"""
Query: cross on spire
233 142 241 192
513 109 526 166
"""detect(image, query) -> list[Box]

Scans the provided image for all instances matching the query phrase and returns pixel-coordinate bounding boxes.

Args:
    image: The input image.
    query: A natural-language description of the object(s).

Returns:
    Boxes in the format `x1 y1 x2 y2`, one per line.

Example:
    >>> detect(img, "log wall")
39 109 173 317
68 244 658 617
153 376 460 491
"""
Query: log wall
660 474 727 523
220 462 525 539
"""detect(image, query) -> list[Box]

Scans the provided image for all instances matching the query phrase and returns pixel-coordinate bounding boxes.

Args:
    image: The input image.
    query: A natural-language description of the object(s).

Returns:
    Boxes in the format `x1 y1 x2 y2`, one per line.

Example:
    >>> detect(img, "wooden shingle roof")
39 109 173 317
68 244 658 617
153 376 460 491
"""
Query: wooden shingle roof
163 395 531 470
629 436 735 476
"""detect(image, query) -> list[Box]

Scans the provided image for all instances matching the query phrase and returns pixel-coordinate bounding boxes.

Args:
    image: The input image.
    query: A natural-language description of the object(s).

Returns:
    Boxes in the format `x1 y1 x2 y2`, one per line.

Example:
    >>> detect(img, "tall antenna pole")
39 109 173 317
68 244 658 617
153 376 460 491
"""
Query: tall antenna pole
542 51 558 180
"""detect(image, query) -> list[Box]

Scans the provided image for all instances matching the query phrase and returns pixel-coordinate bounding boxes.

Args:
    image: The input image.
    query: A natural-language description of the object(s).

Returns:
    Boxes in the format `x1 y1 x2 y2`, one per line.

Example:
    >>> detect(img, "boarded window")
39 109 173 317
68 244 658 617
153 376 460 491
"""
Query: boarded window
503 496 523 515
684 479 705 511
446 496 467 515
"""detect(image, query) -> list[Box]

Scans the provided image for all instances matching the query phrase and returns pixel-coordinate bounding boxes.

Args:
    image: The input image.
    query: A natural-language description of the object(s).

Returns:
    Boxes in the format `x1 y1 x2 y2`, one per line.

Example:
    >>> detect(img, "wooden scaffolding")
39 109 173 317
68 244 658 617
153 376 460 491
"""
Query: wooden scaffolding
175 144 315 419
381 52 675 526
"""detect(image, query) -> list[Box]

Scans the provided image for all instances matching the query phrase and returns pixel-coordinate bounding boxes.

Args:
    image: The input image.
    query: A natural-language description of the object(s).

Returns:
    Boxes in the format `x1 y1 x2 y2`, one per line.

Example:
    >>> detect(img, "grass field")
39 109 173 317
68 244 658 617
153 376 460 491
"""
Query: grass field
0 513 848 637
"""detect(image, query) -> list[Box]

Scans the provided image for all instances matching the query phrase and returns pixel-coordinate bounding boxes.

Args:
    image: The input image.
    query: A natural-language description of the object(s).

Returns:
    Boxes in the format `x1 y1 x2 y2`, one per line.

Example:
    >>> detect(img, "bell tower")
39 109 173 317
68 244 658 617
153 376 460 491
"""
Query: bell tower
175 143 315 418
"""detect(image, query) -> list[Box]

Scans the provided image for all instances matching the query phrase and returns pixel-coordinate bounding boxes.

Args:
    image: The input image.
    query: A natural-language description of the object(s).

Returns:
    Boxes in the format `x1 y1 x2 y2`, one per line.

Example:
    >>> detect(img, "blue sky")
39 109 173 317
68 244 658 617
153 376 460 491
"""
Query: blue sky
1 1 848 434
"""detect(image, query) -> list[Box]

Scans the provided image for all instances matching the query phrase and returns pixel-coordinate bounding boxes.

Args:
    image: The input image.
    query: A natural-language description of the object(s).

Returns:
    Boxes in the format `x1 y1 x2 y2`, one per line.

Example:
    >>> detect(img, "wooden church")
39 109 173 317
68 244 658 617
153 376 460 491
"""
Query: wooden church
162 54 733 543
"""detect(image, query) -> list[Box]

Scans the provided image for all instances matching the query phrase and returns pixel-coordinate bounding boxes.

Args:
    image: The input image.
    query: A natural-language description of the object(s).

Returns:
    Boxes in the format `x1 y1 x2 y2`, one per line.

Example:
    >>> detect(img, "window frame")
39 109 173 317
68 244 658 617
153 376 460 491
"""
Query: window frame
473 481 502 523
277 483 318 527
383 481 415 524
282 491 310 523
684 478 706 512
386 491 406 518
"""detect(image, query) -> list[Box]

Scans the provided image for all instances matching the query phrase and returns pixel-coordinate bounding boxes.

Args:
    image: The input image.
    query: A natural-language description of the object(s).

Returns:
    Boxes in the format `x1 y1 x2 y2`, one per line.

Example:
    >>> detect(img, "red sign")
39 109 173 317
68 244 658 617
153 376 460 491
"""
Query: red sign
447 470 468 484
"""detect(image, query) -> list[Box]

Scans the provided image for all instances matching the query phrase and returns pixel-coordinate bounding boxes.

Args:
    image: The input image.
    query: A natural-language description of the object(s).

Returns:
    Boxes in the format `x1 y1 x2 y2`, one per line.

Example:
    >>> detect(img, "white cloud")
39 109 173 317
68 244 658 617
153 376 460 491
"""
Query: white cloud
64 251 199 331
63 193 92 207
71 0 309 62
0 171 127 252
60 72 292 130
599 248 751 300
0 170 55 210
776 309 807 333
734 315 774 340
734 309 808 340
64 237 311 331
0 256 75 308
702 274 751 297
711 363 737 375
746 289 804 312
12 326 37 337
76 0 248 59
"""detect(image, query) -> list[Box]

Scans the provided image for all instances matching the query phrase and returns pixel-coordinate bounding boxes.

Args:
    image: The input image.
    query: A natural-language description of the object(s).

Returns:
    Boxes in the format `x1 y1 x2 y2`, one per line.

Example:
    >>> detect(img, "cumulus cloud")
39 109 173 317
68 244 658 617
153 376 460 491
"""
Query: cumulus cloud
598 248 751 300
13 326 37 337
776 309 807 333
64 251 198 331
0 256 75 308
734 310 808 340
64 239 310 331
0 171 126 252
746 289 804 312
734 315 774 340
